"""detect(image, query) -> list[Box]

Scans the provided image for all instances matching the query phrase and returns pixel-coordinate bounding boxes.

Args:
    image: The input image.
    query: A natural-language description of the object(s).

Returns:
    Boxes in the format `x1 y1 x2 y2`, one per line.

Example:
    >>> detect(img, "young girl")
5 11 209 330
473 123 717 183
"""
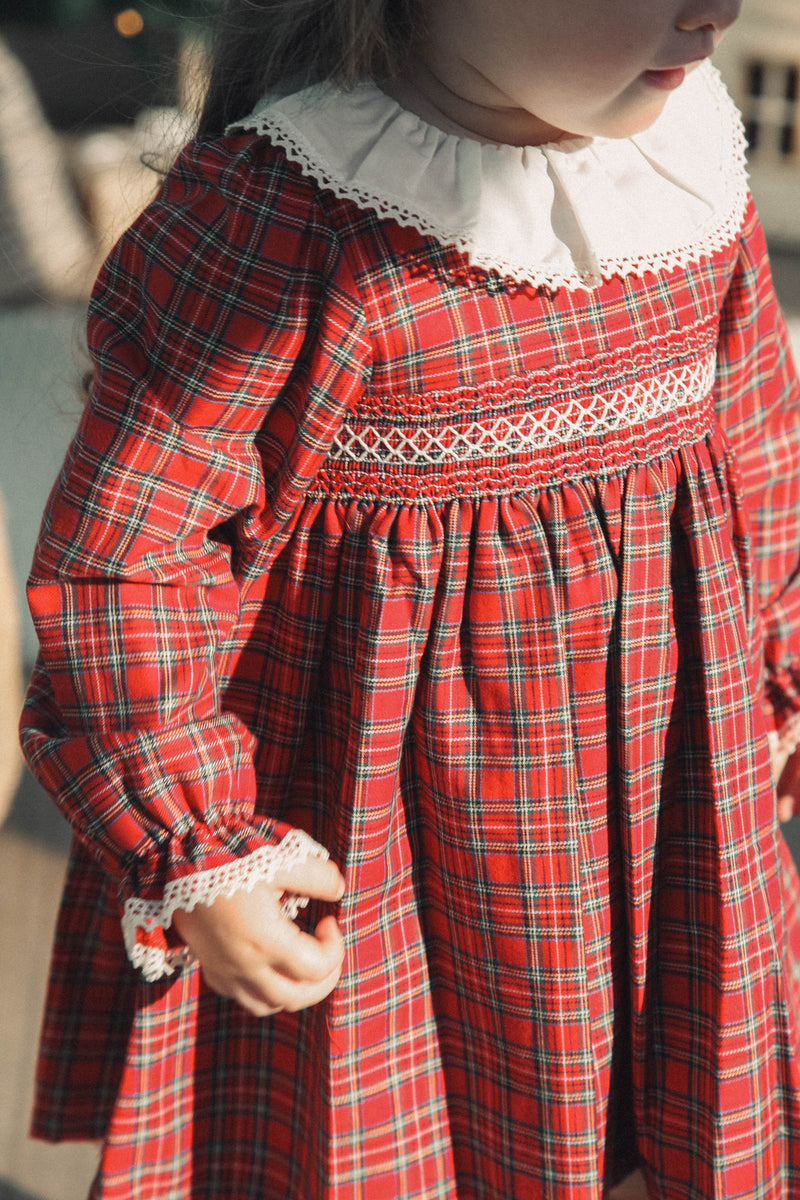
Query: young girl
20 0 800 1195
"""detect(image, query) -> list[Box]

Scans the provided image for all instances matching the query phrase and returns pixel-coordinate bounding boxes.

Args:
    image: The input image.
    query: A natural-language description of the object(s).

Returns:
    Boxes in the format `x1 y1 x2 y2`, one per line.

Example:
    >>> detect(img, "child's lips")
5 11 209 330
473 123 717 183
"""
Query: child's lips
641 66 688 91
642 53 710 93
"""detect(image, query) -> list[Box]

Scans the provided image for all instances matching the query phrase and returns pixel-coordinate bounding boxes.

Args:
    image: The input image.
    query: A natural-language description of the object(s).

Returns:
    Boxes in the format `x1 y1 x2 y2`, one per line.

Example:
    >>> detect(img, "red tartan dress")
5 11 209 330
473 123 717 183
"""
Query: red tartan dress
20 62 800 1198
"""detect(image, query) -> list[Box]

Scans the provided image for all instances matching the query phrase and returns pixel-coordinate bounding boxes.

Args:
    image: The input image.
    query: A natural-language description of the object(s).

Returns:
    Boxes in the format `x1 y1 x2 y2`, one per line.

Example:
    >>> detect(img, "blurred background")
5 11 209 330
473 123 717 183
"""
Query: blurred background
0 4 215 1198
0 0 799 1197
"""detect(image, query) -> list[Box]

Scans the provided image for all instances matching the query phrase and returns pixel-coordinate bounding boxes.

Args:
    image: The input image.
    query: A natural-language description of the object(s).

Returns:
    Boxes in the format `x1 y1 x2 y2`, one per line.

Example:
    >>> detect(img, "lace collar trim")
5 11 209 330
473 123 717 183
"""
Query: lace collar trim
230 61 749 291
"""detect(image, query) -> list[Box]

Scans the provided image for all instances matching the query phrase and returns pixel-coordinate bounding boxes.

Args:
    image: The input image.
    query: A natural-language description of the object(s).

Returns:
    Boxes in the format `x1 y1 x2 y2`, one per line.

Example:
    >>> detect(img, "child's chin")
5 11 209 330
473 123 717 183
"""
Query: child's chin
597 97 672 140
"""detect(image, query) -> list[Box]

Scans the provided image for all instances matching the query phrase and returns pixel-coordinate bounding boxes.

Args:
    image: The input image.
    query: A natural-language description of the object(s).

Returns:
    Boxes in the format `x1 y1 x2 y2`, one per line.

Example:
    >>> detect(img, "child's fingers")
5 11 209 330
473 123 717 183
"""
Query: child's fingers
777 747 800 823
778 793 794 824
174 859 347 1017
272 853 345 902
772 746 792 783
264 912 346 984
233 960 344 1018
249 933 345 1013
211 917 345 1016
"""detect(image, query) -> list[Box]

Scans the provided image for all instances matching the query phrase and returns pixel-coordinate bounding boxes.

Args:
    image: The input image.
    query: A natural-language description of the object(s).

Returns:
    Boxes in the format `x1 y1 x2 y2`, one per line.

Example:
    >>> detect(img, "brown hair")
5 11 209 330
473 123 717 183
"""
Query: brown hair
197 0 417 139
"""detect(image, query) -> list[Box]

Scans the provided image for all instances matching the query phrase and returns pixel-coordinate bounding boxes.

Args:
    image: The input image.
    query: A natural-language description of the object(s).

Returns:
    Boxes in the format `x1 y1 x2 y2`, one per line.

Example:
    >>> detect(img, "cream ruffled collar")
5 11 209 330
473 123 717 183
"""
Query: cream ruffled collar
230 61 748 291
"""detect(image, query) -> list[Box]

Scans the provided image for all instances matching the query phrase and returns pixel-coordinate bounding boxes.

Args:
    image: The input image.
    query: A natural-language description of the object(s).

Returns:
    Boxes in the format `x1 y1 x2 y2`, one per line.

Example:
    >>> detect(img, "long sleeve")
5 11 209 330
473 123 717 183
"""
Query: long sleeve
713 197 800 740
19 136 368 979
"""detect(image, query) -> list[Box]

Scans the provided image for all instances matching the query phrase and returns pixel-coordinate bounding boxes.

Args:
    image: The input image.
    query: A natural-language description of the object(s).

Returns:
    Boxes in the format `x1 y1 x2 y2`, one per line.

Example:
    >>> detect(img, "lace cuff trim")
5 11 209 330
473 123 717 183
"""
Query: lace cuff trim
230 62 749 292
121 828 329 982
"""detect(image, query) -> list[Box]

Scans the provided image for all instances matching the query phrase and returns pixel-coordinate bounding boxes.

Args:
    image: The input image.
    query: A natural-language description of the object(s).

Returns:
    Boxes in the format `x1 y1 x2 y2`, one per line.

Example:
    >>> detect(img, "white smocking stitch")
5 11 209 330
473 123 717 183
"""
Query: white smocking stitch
122 828 329 982
329 353 716 468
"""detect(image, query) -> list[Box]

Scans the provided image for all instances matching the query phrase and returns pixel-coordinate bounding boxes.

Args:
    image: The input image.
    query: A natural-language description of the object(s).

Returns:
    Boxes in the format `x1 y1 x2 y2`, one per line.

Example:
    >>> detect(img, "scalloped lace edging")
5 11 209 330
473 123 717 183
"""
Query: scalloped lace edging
250 119 749 291
252 121 749 291
233 67 750 292
121 828 329 982
249 118 469 250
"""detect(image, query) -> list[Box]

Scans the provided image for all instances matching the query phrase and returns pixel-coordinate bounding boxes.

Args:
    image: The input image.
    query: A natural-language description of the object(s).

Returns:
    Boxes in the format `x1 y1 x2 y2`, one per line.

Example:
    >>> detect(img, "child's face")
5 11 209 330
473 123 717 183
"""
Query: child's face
416 0 741 144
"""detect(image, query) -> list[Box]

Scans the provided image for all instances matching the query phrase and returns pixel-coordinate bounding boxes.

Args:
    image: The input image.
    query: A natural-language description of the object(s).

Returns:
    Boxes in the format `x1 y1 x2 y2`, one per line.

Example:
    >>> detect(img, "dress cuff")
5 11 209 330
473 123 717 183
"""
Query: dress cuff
121 827 329 981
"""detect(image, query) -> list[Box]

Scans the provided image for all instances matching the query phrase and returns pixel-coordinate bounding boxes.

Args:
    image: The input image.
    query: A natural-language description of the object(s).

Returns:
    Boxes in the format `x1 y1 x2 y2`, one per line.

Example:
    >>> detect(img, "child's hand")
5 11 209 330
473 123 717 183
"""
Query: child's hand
777 751 800 825
770 734 800 824
172 855 346 1017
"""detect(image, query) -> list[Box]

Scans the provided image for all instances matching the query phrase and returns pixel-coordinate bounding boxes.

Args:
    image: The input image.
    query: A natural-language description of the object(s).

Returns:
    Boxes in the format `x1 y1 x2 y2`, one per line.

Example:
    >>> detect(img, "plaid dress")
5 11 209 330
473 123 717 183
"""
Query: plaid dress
20 71 800 1199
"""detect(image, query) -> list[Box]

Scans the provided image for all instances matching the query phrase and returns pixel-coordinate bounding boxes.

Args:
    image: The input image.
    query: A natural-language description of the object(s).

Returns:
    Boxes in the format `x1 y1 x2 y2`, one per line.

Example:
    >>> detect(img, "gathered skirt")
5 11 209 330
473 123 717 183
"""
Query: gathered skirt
40 425 799 1198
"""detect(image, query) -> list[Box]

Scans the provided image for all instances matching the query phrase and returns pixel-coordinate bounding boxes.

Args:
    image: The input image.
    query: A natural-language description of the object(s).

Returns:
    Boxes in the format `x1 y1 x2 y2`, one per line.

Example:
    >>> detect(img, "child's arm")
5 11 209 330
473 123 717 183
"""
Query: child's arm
20 135 367 987
714 197 800 811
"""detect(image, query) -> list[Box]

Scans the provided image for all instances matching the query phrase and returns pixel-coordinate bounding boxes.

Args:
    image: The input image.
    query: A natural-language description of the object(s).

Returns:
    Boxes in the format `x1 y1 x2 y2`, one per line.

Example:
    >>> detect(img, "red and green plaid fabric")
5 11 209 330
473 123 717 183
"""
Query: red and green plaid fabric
20 135 800 1198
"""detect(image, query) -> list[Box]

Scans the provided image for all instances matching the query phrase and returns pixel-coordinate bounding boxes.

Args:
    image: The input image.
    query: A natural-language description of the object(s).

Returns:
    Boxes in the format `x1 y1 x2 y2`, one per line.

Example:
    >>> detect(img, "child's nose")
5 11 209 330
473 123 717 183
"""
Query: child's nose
676 0 742 35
